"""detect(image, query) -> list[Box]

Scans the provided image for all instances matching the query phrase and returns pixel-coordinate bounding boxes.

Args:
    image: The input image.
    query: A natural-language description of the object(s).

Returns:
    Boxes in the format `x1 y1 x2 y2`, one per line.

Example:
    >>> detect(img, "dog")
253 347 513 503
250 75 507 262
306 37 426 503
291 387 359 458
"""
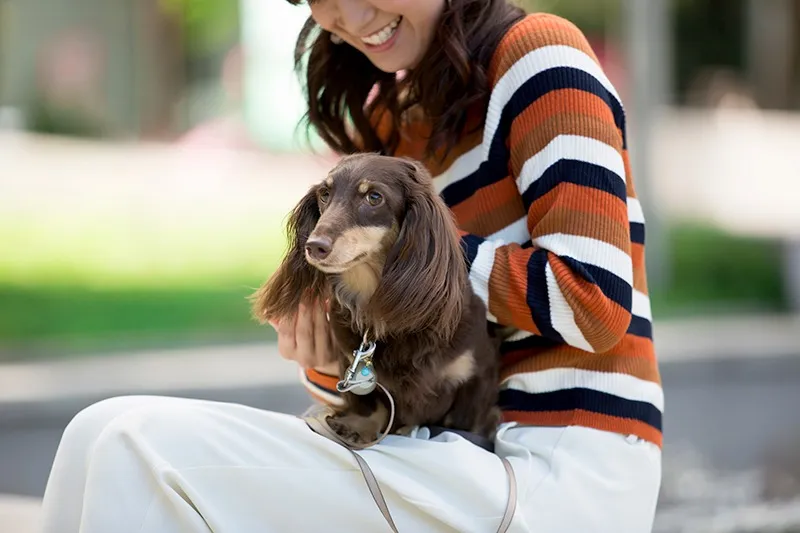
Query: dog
252 153 501 446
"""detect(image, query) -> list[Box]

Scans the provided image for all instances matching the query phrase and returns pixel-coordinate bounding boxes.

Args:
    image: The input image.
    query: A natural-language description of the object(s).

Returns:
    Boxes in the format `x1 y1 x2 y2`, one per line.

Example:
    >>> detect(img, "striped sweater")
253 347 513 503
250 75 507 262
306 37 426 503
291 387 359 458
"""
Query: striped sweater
301 13 664 448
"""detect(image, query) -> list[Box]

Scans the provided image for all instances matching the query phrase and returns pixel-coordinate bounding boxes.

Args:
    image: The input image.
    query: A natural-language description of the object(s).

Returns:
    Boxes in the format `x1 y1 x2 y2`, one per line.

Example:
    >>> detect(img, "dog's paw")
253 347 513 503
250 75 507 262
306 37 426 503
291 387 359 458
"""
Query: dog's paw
327 415 379 445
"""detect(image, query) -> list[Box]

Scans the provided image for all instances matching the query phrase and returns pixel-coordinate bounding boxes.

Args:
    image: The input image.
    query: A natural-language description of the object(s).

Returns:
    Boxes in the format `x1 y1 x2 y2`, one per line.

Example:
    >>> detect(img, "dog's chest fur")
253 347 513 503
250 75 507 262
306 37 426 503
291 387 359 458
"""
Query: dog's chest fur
329 291 500 434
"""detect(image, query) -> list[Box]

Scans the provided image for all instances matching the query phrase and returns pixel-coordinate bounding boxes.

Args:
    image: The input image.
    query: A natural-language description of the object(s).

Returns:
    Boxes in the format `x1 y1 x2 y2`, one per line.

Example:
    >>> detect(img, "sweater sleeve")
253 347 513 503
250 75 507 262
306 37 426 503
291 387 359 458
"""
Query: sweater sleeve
461 14 634 354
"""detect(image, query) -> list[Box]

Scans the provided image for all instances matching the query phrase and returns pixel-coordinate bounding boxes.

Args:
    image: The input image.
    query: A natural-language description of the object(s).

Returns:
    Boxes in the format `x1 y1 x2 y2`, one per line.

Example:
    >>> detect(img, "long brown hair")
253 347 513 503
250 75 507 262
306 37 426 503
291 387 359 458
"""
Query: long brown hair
286 0 525 160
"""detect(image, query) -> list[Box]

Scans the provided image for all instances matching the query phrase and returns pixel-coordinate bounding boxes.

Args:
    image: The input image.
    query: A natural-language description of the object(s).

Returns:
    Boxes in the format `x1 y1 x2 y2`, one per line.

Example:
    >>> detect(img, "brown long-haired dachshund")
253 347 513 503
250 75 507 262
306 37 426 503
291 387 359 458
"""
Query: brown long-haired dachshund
252 153 501 446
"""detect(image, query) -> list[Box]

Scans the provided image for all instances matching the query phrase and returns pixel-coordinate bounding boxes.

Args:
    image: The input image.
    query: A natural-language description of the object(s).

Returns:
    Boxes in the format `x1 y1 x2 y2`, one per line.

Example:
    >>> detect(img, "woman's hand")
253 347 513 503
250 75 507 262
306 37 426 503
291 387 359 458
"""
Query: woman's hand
269 300 339 375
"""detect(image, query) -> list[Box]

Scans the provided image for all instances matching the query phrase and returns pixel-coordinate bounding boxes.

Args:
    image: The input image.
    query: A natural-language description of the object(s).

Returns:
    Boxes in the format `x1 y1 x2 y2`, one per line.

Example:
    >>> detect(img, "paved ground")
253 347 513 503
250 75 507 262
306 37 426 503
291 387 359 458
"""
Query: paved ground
2 313 800 532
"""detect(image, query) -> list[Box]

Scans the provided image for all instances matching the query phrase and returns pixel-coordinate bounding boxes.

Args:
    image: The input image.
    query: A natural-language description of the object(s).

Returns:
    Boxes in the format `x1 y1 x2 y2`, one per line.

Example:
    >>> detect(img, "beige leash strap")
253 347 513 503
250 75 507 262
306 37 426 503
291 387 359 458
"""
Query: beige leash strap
303 411 517 533
304 413 400 532
497 456 517 533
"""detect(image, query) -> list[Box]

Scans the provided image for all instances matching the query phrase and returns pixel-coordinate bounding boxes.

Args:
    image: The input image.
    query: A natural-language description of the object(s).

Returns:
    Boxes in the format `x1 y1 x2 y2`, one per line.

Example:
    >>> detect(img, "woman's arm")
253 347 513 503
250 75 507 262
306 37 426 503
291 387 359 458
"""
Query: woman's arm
459 14 635 354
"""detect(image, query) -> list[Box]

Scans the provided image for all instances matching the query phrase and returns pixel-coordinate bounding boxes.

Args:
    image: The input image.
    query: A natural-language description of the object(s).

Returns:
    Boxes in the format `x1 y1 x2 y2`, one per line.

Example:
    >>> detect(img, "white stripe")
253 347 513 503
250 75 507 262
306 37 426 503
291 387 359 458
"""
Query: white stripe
517 135 626 196
506 328 534 342
501 368 665 413
484 44 624 159
433 145 483 194
632 289 652 322
534 233 633 285
628 197 645 224
545 262 594 352
469 239 501 323
298 368 345 406
488 216 529 244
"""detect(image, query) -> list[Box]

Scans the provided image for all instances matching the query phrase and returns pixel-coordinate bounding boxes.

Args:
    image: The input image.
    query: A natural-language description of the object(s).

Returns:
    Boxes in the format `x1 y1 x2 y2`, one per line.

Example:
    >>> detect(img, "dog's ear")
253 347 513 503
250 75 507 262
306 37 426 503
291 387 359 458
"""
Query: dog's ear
370 159 466 339
251 185 327 324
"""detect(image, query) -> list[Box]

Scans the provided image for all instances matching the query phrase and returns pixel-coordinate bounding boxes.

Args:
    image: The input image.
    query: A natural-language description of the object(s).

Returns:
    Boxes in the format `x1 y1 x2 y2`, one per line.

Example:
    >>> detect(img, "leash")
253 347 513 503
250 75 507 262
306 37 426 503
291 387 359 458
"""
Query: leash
301 335 518 532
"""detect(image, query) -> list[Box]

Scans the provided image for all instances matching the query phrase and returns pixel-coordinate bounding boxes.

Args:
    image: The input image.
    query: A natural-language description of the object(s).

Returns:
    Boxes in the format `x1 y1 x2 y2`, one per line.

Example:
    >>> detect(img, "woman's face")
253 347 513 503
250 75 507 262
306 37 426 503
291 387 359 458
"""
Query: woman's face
309 0 447 73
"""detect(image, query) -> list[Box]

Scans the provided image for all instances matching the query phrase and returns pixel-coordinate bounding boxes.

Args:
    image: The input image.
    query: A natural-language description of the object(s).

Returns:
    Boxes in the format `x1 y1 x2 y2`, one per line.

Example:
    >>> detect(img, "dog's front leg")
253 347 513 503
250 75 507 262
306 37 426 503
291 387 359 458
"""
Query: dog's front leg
327 394 390 446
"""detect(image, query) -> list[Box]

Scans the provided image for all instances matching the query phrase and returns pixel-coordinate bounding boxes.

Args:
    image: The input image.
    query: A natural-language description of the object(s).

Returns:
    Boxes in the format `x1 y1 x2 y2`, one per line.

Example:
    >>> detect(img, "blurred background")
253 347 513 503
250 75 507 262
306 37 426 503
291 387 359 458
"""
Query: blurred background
1 0 799 531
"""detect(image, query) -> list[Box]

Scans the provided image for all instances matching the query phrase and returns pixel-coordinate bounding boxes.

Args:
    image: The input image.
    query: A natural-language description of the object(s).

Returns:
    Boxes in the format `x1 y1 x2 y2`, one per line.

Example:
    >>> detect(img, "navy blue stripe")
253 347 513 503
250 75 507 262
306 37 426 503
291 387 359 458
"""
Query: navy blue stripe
521 159 627 211
499 333 560 356
630 222 645 245
505 66 627 146
460 233 483 270
440 165 492 208
559 257 632 312
627 315 653 339
440 66 626 209
499 388 662 431
526 249 564 343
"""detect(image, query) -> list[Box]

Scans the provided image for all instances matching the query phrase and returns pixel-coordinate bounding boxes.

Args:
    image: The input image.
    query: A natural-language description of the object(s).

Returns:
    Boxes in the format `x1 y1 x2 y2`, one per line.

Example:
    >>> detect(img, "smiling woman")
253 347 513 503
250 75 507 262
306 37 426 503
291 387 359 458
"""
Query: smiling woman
305 0 442 72
40 2 664 532
288 0 524 159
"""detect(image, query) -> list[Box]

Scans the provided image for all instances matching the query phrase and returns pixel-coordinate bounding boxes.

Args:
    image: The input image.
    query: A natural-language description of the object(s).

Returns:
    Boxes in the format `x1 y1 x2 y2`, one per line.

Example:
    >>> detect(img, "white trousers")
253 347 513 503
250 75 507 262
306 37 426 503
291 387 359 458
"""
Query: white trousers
40 395 661 533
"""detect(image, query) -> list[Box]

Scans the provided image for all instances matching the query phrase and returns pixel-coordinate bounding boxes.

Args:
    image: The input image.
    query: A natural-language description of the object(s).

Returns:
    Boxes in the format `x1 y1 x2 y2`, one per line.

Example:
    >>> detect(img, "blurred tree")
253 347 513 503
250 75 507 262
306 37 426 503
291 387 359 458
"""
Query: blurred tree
158 0 240 58
673 0 746 105
519 0 746 105
517 0 618 35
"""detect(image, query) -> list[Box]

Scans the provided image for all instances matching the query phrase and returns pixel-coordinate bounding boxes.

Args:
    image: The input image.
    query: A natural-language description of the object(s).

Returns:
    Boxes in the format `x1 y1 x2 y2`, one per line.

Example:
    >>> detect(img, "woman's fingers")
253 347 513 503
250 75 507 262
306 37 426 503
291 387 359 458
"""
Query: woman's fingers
294 303 316 368
275 314 298 363
270 299 336 370
312 299 333 367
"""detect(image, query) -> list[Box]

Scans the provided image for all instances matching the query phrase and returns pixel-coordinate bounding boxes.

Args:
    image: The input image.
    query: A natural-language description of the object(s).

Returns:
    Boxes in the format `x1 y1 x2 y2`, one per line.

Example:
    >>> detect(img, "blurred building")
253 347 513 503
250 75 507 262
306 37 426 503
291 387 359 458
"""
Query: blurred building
2 0 800 141
0 0 186 138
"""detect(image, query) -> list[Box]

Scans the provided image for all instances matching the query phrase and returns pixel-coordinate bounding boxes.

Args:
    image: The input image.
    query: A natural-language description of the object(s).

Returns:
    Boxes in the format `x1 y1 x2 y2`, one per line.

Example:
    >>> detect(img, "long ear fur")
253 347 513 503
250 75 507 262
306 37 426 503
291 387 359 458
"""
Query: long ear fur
251 186 328 323
369 159 467 340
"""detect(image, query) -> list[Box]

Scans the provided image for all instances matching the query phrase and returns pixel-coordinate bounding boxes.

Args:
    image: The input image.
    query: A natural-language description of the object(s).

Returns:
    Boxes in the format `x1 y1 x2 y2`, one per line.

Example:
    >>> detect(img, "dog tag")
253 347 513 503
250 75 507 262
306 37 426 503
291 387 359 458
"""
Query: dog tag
337 341 377 396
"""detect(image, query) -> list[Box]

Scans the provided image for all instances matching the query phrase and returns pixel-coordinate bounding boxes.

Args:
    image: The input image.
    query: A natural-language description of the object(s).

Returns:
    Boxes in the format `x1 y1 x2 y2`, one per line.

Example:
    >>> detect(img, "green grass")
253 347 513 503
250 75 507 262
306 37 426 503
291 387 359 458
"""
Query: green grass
0 284 278 360
651 223 787 318
0 208 290 360
0 217 788 361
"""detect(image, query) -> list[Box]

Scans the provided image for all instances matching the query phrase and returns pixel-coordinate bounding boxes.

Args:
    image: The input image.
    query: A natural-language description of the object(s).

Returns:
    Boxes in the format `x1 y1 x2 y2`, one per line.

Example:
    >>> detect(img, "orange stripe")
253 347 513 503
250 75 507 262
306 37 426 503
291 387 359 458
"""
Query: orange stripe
489 14 599 84
623 151 638 197
500 349 662 385
610 333 657 360
499 333 657 371
511 89 621 151
550 255 632 352
502 409 662 448
528 183 629 228
531 206 630 253
488 245 540 335
451 177 526 234
631 243 649 293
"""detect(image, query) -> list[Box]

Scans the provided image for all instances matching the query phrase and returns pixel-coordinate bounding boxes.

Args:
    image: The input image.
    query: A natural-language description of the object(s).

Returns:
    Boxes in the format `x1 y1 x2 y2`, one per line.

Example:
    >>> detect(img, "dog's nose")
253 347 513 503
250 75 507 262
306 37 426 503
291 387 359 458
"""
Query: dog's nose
305 236 332 261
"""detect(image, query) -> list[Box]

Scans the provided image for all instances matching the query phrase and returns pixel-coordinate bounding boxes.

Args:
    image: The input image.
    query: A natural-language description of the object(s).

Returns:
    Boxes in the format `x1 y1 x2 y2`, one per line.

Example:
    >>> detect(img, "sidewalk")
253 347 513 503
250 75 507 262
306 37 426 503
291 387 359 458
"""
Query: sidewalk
1 313 799 533
0 342 301 424
0 495 41 533
2 313 799 414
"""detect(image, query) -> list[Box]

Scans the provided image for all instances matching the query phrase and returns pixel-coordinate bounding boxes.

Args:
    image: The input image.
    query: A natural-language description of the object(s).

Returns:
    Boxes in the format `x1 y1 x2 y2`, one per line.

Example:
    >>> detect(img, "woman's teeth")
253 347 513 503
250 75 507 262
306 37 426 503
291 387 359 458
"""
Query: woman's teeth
361 17 401 46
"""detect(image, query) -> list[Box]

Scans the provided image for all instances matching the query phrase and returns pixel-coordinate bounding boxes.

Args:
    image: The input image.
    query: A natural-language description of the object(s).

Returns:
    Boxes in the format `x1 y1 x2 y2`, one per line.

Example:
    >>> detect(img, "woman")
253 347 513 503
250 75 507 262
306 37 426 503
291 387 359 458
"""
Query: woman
40 1 663 531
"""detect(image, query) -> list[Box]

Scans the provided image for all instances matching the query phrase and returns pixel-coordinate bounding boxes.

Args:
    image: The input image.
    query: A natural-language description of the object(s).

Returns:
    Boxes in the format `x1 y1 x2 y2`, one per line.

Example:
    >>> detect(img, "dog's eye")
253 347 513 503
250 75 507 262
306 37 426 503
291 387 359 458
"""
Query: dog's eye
366 191 383 206
318 189 330 204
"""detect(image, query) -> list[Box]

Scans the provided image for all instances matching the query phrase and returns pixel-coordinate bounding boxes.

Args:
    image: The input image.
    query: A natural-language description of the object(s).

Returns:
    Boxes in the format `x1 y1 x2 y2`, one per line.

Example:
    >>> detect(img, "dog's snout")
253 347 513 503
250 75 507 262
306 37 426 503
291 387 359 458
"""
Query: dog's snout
305 236 333 261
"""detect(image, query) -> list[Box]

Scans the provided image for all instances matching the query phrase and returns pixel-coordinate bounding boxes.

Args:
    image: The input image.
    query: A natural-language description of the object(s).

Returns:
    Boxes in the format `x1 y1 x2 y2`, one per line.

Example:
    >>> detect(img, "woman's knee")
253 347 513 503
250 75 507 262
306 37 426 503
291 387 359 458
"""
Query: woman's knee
58 396 182 456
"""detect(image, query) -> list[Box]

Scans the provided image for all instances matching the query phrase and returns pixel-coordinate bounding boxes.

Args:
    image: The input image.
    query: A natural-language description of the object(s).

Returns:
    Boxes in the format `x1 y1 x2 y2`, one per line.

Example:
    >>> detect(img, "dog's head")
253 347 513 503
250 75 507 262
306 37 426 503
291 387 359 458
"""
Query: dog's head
252 153 467 340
